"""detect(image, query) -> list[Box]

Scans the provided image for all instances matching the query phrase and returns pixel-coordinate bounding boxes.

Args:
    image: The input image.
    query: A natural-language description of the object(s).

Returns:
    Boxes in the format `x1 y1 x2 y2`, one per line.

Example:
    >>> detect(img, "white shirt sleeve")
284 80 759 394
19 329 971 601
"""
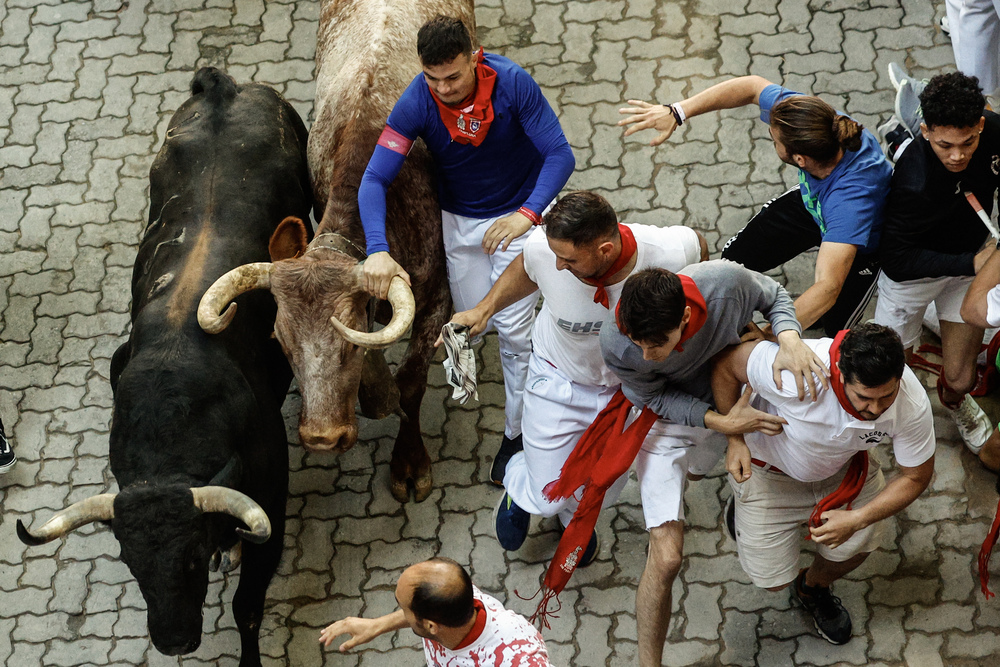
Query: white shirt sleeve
891 373 937 467
745 340 801 406
521 227 546 283
987 285 1000 328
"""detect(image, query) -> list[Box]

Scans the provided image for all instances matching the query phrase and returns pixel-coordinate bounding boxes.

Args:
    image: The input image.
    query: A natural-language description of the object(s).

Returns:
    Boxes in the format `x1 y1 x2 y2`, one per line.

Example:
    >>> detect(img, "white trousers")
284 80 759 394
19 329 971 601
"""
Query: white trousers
441 209 539 438
946 0 1000 96
504 353 727 529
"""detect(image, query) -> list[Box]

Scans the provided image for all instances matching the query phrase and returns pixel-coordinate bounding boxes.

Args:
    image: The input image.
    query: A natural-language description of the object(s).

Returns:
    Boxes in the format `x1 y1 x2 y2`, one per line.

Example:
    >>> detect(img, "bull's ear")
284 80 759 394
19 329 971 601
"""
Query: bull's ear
269 217 308 261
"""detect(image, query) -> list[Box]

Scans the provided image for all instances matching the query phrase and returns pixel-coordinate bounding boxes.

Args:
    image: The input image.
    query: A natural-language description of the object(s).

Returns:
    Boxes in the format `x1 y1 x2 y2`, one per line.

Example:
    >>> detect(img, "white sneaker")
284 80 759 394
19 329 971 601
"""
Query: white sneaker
949 394 992 454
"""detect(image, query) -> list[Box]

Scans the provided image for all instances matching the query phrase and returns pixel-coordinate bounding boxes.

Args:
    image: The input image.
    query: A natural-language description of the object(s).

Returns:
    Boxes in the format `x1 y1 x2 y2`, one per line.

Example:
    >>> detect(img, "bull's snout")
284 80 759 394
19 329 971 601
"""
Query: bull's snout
299 424 358 453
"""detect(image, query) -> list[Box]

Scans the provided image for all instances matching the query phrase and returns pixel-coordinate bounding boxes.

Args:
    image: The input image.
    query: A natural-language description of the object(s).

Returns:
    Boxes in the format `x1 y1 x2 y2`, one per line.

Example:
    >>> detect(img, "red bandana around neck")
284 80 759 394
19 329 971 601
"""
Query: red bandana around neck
582 224 637 308
615 274 707 353
428 49 496 147
828 330 865 420
451 599 487 650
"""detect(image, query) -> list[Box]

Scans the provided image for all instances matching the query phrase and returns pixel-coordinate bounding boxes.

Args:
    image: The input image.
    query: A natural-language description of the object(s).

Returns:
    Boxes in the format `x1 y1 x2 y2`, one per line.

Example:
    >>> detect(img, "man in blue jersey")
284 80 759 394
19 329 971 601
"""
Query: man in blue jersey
359 15 575 482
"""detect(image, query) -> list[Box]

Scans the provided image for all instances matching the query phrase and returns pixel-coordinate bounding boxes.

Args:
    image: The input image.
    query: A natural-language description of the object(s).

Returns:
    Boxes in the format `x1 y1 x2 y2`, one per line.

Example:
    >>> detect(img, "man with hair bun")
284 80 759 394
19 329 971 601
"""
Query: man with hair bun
319 557 551 666
875 71 1000 458
620 77 892 337
712 323 935 645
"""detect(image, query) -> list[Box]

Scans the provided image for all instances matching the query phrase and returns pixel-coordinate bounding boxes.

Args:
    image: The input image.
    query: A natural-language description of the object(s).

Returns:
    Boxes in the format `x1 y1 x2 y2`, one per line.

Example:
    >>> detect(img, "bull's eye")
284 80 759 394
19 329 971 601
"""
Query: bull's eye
269 331 277 339
188 558 198 572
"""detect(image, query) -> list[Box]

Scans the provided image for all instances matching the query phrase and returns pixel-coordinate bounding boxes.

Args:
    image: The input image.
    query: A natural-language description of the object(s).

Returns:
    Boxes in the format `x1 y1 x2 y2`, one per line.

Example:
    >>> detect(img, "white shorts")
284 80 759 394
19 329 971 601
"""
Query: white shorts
504 354 727 529
874 273 974 349
728 452 888 589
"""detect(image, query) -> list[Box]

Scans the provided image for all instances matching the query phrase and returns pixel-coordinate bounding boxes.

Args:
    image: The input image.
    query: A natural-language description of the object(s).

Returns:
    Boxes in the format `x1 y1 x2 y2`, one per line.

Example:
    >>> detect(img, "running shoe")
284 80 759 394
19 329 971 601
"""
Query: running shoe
876 117 913 162
493 491 530 550
0 422 15 474
792 570 852 645
895 78 925 137
948 394 992 455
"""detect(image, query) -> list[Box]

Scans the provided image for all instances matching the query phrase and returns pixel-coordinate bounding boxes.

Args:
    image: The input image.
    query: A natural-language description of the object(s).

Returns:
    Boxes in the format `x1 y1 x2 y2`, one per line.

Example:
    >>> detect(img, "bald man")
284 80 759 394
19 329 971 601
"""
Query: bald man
320 558 551 666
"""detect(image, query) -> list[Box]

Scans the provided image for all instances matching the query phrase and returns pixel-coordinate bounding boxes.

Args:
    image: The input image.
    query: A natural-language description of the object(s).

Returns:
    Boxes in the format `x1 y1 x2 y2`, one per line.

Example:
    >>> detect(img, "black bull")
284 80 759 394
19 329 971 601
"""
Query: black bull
16 68 312 666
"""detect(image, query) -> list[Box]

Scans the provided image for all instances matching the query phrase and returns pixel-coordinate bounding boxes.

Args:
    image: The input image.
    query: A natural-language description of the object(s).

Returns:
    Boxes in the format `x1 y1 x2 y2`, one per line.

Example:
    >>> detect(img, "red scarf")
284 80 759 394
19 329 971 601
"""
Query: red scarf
528 390 657 627
582 225 637 308
614 274 707 352
806 330 869 538
452 599 487 649
428 49 496 147
980 490 1000 599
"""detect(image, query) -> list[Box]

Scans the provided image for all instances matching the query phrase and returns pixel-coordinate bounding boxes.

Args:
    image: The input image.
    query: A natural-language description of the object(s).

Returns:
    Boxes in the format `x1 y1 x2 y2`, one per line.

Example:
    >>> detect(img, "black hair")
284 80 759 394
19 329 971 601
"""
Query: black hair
617 268 686 346
416 15 473 66
838 322 906 387
543 191 619 246
920 71 986 129
409 557 475 628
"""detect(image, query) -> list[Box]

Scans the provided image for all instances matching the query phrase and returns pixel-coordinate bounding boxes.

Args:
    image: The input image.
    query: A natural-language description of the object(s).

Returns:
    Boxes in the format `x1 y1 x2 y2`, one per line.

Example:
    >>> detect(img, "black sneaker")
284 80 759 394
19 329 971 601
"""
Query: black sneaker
723 494 736 541
579 530 600 568
0 423 15 474
489 434 523 486
791 570 852 645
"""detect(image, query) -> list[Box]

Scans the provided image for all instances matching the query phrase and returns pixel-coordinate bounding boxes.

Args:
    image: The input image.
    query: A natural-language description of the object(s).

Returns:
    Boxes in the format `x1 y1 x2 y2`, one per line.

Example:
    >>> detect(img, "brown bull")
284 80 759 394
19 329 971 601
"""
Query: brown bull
199 0 472 502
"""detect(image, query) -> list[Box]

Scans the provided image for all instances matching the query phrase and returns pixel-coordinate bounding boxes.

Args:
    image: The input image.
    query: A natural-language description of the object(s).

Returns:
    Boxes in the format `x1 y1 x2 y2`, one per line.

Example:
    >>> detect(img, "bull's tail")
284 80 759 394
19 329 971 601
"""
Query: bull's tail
190 67 238 107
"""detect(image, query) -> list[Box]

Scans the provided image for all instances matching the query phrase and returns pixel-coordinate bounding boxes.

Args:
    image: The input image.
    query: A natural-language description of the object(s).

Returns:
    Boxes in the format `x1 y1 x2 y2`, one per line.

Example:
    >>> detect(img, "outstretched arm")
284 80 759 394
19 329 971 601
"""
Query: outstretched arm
319 610 409 652
436 254 539 345
618 76 773 146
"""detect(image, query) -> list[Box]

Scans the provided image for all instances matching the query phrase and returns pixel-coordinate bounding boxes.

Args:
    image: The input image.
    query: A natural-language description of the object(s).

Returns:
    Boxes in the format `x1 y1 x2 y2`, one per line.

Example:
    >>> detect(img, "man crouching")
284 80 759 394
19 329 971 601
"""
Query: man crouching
712 323 935 644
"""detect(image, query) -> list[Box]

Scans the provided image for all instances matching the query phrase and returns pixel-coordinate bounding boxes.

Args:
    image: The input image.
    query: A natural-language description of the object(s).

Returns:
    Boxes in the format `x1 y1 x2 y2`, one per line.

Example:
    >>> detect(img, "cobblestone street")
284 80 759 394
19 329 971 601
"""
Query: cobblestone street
2 0 999 665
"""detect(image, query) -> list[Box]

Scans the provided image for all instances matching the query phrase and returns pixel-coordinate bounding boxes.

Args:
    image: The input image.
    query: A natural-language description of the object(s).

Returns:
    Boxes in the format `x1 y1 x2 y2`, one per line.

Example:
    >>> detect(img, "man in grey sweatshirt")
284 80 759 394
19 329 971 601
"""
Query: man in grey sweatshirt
598 259 826 667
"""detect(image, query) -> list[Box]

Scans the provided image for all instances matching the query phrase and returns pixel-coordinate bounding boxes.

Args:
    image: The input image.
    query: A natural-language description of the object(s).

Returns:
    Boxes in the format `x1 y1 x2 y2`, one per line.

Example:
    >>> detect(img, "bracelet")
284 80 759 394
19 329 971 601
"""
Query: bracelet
518 206 542 226
668 103 685 126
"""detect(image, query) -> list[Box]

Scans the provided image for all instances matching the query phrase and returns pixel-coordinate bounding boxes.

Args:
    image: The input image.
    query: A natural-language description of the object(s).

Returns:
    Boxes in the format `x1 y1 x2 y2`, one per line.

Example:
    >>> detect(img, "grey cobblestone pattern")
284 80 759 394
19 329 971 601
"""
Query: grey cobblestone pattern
0 0 996 665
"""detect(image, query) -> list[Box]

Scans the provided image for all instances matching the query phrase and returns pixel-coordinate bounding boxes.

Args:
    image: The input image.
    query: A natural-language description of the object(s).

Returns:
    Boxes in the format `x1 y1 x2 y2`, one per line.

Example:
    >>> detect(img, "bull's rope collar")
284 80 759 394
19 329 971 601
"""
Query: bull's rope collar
306 232 367 262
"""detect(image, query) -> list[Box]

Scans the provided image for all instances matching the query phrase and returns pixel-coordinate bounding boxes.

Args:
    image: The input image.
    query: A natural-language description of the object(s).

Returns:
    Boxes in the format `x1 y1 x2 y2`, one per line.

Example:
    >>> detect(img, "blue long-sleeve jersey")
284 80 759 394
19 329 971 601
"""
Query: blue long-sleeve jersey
358 53 575 254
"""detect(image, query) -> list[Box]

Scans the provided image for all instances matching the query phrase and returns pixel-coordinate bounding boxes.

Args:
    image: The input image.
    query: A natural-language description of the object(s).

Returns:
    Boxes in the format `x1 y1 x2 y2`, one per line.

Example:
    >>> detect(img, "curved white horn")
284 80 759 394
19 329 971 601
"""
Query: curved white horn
16 493 117 546
330 275 415 349
191 486 271 544
197 263 274 334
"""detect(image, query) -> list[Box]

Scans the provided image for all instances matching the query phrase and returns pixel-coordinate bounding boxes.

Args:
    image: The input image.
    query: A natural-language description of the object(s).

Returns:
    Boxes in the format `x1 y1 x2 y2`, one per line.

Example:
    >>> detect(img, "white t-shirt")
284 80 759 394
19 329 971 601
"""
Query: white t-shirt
523 223 701 386
986 284 1000 328
744 339 935 482
422 588 551 667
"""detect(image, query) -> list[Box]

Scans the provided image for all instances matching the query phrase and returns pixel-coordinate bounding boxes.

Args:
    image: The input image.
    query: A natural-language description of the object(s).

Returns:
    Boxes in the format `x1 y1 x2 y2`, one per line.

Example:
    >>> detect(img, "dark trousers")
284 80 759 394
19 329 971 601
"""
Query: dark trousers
721 186 879 338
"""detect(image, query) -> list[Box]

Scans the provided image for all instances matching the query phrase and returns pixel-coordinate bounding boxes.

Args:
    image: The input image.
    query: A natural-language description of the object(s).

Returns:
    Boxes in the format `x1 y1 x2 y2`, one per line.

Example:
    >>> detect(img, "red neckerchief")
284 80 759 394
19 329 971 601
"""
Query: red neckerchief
428 49 496 147
452 599 487 650
828 330 865 420
613 274 706 353
805 329 868 538
582 225 637 308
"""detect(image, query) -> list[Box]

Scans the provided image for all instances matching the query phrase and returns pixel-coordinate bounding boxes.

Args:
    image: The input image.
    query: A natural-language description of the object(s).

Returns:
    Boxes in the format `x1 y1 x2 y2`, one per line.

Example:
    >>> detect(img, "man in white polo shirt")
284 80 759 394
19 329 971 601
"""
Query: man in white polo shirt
712 322 935 645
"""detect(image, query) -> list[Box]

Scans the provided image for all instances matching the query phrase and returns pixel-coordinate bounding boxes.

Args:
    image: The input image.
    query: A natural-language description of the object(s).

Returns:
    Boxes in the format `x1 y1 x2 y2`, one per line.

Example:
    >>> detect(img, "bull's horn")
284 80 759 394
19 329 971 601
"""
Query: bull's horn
197 263 273 334
16 493 117 546
191 486 271 544
330 275 415 349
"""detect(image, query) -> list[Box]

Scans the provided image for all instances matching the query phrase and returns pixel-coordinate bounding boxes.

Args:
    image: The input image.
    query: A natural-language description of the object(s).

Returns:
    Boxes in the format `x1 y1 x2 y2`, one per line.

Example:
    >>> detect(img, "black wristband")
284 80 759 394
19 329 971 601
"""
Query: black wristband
668 104 684 126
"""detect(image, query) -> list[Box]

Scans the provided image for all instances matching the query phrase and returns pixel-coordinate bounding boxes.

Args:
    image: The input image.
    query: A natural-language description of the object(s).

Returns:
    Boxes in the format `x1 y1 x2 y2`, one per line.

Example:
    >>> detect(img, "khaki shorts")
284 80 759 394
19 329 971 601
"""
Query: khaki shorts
728 451 888 589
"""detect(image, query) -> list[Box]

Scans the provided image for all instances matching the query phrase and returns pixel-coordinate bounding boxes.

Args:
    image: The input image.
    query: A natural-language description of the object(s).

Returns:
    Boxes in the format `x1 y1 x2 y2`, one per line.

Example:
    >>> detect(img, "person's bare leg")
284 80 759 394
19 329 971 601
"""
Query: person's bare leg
939 319 985 400
981 428 1000 471
804 552 869 588
637 521 684 667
